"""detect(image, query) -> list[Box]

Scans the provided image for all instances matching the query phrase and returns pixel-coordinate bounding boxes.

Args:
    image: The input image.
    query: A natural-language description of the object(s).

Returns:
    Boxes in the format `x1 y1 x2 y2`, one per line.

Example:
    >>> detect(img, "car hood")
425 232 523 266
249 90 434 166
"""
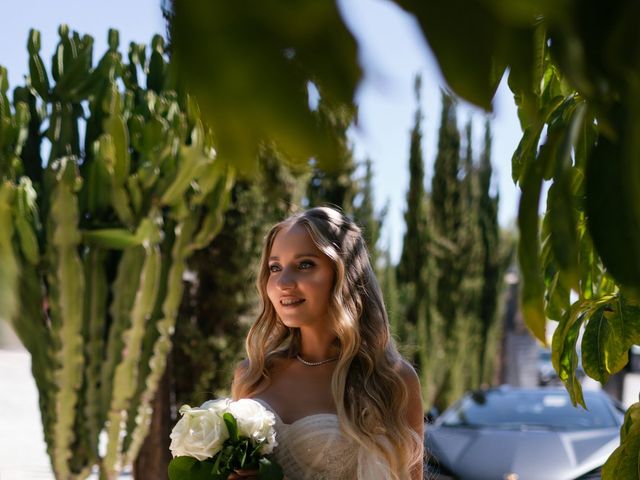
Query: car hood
426 425 619 480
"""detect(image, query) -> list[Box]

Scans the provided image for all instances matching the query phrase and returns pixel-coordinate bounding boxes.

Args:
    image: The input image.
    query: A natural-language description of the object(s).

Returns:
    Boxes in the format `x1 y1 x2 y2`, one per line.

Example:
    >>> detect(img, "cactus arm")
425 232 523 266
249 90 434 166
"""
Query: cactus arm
127 174 142 216
99 247 144 427
18 255 56 458
103 85 130 187
0 181 19 327
103 216 161 477
190 156 226 205
82 228 140 249
14 178 40 265
147 35 166 94
27 29 51 100
80 139 112 217
123 214 198 464
97 133 135 227
189 166 234 251
159 123 208 206
83 247 108 462
50 158 85 478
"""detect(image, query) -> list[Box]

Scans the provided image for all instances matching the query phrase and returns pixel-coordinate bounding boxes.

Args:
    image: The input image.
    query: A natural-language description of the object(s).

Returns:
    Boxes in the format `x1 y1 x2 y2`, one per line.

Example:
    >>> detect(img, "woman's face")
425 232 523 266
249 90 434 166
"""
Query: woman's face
266 223 335 330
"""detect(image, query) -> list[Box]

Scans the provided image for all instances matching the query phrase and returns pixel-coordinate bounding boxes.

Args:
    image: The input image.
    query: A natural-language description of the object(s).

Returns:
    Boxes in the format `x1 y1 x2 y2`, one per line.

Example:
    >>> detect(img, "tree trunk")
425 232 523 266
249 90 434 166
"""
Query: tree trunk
133 359 172 480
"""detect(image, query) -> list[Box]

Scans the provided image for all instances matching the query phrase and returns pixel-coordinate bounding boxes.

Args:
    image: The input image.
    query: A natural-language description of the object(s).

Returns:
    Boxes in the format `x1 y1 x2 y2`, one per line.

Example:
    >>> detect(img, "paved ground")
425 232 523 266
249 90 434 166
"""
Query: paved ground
0 349 53 480
0 345 136 480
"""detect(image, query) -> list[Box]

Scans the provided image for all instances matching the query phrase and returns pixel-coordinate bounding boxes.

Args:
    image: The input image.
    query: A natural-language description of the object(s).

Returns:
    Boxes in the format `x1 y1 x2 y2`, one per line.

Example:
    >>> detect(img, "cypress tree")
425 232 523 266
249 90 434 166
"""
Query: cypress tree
458 120 486 391
428 111 505 407
306 98 357 213
477 120 504 385
397 75 431 400
352 158 386 270
429 91 467 408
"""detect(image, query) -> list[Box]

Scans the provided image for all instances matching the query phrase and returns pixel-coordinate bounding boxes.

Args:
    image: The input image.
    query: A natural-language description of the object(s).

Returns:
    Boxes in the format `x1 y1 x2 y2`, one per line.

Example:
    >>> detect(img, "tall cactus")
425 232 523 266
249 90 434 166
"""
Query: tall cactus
0 26 234 479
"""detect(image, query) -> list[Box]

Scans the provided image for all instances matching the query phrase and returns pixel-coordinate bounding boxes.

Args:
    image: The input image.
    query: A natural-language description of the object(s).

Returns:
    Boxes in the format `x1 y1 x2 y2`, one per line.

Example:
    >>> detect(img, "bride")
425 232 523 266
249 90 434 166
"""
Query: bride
231 207 424 480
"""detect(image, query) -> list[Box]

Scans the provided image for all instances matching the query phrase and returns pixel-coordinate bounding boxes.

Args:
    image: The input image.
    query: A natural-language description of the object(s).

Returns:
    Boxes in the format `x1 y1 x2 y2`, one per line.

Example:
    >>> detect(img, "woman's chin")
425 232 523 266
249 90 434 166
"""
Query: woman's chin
279 317 304 329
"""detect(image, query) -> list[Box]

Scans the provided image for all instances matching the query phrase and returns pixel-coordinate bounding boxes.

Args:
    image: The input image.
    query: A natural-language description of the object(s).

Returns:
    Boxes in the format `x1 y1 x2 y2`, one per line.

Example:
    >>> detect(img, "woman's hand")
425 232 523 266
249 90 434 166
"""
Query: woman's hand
227 469 259 479
228 470 288 479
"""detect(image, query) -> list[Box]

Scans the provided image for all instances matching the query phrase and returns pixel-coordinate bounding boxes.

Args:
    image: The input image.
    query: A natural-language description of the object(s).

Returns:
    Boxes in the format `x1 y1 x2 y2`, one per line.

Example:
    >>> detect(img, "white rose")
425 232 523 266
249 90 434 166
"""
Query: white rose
201 397 231 413
227 399 278 454
169 404 229 461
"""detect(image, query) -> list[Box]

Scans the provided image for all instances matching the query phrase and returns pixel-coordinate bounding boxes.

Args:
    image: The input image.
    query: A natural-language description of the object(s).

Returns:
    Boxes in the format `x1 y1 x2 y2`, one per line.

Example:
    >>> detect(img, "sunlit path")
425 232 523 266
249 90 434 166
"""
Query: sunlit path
0 349 52 479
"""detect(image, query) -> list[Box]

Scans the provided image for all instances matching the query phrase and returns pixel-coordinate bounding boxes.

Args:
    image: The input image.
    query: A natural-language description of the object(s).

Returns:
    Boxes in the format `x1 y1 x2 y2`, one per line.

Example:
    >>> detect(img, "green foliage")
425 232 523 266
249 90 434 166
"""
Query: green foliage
603 401 640 478
167 0 640 472
305 98 358 213
476 121 508 385
0 26 233 478
169 0 360 174
396 76 430 401
402 1 640 471
173 147 302 408
352 158 386 270
395 83 505 409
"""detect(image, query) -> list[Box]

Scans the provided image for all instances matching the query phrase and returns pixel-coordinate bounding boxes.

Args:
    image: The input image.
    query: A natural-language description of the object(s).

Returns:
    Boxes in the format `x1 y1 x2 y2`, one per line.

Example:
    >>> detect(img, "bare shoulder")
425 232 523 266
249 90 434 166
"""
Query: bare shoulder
233 355 289 385
395 359 424 425
395 359 420 391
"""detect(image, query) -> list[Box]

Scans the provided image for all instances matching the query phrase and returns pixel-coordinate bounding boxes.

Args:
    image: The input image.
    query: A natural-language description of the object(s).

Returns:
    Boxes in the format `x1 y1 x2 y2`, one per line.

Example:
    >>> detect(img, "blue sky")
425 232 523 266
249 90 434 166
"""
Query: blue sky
1 0 523 261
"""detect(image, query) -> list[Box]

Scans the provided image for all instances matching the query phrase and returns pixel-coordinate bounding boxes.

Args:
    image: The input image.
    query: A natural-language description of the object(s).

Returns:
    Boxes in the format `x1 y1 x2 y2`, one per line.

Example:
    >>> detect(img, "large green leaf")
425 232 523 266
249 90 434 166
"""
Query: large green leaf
606 295 640 349
581 307 627 384
517 152 546 343
602 402 640 480
171 0 360 173
511 124 543 184
586 115 640 290
396 0 505 110
168 456 197 480
551 302 588 407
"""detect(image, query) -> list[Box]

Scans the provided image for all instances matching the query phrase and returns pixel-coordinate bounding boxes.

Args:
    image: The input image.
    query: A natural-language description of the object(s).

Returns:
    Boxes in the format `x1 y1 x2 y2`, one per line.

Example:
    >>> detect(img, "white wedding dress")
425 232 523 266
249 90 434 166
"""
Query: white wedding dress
255 399 391 480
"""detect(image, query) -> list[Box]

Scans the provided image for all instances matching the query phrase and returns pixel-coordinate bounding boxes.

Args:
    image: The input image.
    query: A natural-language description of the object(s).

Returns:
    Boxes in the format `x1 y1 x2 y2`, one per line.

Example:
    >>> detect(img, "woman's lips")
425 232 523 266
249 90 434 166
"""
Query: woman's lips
280 297 305 307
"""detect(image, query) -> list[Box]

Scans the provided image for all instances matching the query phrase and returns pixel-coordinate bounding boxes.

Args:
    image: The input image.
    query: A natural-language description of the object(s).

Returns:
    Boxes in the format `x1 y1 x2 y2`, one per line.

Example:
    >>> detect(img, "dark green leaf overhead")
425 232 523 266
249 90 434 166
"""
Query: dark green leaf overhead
170 0 360 174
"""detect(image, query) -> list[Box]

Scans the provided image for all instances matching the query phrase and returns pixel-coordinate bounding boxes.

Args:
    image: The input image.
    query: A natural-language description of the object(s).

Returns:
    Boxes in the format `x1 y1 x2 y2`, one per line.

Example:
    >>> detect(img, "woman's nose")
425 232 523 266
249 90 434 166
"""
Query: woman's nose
276 267 296 289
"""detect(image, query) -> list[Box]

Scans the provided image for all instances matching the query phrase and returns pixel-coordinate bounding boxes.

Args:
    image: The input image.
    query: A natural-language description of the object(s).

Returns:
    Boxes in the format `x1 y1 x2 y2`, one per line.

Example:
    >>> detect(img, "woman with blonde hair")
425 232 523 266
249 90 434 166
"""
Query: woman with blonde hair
231 206 424 479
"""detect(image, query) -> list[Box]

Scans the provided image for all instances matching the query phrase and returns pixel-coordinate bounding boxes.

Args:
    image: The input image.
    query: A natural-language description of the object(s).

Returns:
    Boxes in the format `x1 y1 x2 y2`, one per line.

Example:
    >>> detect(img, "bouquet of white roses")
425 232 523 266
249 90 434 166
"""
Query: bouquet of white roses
168 398 283 480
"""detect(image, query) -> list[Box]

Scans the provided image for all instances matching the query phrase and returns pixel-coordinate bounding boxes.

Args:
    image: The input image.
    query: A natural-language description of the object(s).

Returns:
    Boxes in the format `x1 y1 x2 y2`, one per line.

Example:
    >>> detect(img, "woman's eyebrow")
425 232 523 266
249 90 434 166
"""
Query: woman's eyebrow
268 253 321 261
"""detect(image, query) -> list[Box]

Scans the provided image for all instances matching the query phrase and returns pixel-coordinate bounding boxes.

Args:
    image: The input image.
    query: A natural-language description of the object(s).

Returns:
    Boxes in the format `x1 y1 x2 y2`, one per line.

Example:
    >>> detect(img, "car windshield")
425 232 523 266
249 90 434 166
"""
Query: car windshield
440 390 618 430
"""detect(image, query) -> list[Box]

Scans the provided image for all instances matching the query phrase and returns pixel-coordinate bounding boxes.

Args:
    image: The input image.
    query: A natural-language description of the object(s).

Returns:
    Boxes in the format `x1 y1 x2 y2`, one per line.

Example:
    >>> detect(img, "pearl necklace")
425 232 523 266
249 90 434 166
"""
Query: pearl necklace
295 354 339 366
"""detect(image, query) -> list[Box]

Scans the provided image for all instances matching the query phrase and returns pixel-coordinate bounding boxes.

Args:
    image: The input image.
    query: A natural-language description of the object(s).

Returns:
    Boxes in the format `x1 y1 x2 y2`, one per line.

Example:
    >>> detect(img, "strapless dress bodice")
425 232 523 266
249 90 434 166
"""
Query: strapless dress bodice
254 398 389 480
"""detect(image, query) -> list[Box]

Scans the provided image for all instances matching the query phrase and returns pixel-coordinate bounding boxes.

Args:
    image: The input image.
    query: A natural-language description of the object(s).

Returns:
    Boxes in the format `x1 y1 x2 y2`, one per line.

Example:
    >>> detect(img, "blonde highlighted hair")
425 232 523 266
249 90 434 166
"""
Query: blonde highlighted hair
232 206 422 479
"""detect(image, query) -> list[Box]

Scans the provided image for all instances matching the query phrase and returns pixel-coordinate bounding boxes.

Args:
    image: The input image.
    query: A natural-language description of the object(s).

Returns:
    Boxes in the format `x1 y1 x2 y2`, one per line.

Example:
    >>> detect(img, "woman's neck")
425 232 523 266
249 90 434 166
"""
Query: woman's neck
297 328 339 362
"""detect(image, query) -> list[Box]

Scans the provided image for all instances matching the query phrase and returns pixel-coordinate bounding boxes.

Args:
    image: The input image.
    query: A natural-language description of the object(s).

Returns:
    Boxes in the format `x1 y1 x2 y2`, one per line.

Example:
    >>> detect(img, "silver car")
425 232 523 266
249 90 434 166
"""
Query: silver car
424 387 624 480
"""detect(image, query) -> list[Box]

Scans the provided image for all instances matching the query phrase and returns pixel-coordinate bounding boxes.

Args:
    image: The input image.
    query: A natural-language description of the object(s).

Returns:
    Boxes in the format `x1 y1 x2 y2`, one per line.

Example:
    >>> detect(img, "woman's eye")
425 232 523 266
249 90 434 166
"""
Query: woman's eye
298 261 315 270
269 264 281 273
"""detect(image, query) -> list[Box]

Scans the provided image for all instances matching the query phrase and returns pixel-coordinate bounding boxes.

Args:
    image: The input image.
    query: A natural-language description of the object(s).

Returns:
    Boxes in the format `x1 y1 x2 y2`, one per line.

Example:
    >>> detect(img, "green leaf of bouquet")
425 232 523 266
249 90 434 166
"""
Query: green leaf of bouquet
258 457 284 480
237 438 249 467
168 456 197 480
189 459 216 480
223 412 239 442
210 452 230 480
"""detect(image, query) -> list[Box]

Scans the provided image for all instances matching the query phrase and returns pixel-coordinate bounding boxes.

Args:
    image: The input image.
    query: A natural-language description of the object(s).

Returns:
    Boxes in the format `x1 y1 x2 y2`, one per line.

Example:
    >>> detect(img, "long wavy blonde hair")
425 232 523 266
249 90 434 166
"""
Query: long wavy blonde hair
232 206 422 478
